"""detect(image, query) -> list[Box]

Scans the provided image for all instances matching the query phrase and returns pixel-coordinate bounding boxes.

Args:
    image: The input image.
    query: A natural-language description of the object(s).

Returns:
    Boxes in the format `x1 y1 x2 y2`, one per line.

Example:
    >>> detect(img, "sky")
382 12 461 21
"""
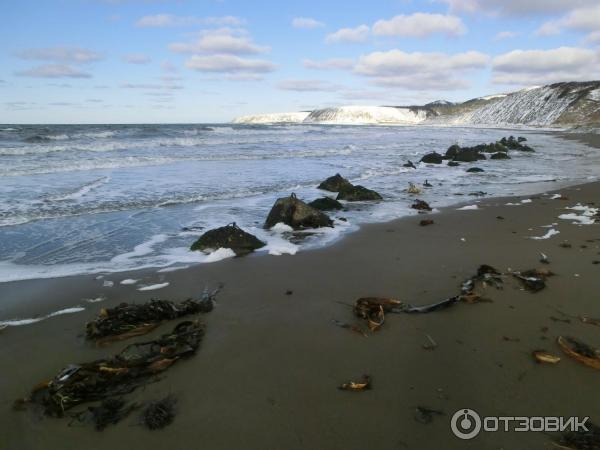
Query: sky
1 0 599 123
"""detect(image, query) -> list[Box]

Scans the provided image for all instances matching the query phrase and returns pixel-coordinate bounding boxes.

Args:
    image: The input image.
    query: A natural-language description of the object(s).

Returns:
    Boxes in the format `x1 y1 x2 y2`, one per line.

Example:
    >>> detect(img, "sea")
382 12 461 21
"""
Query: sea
0 123 598 283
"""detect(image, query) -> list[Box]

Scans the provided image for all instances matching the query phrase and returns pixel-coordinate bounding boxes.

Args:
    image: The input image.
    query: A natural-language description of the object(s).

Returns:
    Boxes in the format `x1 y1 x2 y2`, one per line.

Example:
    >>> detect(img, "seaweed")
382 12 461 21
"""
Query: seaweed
86 289 217 342
141 395 177 430
19 321 204 416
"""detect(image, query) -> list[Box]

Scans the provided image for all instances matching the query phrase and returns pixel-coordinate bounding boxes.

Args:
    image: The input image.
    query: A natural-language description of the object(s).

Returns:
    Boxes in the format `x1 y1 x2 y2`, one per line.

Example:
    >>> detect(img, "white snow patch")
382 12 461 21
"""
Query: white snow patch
304 106 427 125
232 112 309 124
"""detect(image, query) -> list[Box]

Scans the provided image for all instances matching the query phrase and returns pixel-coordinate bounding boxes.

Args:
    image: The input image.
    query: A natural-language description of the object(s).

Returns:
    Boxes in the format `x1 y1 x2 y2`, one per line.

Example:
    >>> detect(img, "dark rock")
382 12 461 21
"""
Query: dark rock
317 173 353 192
420 152 444 164
308 197 343 211
491 152 511 160
500 136 534 152
190 223 265 256
420 219 434 226
403 160 417 169
411 199 432 211
447 161 460 167
337 185 383 202
517 136 527 142
445 144 461 159
466 167 485 173
476 142 508 153
265 193 333 229
453 148 487 162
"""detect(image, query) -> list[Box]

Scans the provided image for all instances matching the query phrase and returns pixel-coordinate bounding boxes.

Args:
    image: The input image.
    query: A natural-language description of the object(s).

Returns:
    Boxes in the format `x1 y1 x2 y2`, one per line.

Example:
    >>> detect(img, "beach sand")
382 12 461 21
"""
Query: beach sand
0 134 599 450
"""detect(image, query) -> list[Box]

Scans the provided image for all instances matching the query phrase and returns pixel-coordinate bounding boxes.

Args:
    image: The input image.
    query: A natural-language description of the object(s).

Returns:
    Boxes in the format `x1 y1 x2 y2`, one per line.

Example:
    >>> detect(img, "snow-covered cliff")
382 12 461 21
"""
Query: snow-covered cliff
232 112 309 124
304 106 429 125
437 82 600 127
231 81 600 128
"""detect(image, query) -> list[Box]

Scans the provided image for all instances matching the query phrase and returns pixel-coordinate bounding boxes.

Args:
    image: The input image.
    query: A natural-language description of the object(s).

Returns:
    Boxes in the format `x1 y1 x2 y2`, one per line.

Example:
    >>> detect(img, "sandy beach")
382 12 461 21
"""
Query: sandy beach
1 134 599 450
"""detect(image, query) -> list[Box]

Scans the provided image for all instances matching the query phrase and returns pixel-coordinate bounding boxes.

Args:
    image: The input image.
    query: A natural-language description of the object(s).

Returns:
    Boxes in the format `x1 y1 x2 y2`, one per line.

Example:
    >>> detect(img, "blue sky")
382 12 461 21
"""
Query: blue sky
1 0 599 123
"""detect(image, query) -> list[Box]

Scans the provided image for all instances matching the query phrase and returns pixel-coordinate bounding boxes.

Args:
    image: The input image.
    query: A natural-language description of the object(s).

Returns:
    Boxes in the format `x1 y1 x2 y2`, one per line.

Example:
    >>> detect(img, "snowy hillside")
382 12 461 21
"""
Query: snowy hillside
232 112 309 124
231 81 600 128
437 82 600 126
304 106 428 125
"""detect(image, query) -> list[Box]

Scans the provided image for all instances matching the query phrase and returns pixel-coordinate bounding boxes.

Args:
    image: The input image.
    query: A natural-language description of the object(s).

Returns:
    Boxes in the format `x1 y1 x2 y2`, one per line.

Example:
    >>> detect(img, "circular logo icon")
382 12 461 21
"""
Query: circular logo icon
451 408 482 440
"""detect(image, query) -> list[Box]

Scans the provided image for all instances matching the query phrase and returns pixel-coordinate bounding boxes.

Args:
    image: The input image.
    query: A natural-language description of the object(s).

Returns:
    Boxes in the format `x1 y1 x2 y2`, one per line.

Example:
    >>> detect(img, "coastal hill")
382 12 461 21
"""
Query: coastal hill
232 81 600 127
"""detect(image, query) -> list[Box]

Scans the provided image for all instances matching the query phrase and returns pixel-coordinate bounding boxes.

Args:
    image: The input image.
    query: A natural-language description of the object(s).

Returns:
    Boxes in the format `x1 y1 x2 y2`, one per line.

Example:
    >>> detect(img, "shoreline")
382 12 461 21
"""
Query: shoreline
0 176 594 322
0 132 599 449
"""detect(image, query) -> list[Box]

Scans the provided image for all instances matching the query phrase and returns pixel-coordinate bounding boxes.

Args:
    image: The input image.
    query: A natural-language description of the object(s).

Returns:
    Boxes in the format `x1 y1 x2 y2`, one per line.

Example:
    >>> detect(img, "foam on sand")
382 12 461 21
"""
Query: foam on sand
0 306 85 328
137 282 170 291
558 204 599 225
457 204 479 210
530 229 560 240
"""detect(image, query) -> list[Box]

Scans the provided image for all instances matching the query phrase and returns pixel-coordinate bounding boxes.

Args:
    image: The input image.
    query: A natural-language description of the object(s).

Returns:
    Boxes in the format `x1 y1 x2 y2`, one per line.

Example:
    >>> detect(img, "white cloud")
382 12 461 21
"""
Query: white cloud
586 31 600 43
136 14 244 27
122 53 151 64
121 82 183 90
15 47 103 63
440 0 598 15
169 28 269 55
354 49 489 90
223 73 264 81
303 58 354 70
292 17 324 29
536 4 600 36
185 54 276 75
161 61 177 72
494 30 519 40
326 25 369 44
373 13 466 38
16 64 92 78
535 22 561 36
492 47 600 85
276 79 342 91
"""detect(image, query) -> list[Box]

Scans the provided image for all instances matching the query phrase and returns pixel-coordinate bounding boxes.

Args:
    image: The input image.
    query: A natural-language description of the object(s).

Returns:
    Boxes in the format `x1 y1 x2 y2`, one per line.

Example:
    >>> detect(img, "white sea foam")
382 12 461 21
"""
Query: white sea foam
558 204 599 225
0 306 85 327
457 204 479 210
530 229 560 240
204 248 236 262
137 282 170 291
120 278 138 285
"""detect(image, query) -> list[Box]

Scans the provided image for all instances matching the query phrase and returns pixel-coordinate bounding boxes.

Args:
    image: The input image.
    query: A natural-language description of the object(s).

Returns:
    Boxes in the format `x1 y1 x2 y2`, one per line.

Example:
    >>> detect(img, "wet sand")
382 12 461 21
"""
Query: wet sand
1 135 599 450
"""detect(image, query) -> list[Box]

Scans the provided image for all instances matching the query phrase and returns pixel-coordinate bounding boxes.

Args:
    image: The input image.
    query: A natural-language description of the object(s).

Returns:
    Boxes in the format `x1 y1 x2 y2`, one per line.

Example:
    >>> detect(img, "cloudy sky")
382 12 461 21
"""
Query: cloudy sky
1 0 599 123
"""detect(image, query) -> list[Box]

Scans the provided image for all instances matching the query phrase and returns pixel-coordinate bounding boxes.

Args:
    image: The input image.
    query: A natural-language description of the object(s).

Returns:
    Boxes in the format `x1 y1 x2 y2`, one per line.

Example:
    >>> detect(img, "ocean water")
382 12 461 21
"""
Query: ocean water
0 123 598 283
